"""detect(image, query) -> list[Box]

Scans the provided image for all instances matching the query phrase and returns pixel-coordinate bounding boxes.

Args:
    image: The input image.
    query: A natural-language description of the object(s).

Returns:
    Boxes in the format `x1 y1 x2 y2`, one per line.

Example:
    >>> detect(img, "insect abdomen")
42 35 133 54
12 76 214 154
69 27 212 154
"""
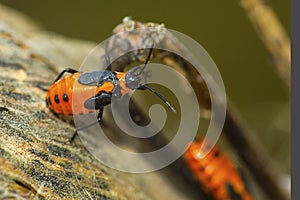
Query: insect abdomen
45 74 76 115
45 72 117 115
184 141 252 200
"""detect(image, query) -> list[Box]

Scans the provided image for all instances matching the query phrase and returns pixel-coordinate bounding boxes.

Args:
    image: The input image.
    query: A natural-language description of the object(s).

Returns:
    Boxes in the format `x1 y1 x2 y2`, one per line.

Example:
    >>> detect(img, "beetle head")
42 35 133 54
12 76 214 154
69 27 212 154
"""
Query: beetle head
125 66 149 89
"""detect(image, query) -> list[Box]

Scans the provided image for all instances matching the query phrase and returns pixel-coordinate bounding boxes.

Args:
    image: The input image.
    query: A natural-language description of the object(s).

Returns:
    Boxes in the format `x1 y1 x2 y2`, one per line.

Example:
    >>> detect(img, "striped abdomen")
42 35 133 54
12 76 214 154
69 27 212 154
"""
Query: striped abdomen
184 140 252 200
45 73 115 115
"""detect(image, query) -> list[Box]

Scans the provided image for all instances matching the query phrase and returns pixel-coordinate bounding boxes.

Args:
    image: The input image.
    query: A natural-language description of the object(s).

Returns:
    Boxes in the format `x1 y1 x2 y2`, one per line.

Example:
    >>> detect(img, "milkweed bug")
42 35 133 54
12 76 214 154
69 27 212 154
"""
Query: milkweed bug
184 140 252 200
45 47 176 142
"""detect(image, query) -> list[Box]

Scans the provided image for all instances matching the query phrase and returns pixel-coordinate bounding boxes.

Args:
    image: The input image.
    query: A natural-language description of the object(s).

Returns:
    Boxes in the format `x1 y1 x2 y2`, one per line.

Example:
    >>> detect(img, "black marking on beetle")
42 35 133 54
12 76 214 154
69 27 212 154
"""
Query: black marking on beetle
54 94 59 104
62 93 68 102
78 70 118 86
84 92 112 110
214 150 220 158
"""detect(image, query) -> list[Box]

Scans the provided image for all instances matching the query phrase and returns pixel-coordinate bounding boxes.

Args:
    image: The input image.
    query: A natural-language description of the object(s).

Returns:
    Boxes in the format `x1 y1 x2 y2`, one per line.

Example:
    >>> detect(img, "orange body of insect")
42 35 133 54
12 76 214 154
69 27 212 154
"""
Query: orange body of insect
184 140 252 200
45 71 126 115
44 47 175 142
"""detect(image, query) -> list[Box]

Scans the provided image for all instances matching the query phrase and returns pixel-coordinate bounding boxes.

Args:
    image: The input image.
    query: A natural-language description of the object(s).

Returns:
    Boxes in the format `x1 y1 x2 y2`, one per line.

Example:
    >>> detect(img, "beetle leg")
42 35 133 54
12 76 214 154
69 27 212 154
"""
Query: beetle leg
225 182 242 200
54 68 78 83
69 92 111 143
97 107 104 121
70 130 77 143
69 107 104 143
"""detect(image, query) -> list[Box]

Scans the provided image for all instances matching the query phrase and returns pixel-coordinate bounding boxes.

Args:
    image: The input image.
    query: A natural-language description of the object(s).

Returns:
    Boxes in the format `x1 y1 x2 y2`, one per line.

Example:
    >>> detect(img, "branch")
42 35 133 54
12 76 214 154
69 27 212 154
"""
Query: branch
240 0 290 90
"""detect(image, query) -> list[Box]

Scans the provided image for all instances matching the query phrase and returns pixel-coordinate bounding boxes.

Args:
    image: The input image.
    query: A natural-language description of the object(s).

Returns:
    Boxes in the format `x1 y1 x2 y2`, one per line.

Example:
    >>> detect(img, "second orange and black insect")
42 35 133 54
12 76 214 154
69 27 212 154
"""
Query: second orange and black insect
45 47 175 142
184 140 252 200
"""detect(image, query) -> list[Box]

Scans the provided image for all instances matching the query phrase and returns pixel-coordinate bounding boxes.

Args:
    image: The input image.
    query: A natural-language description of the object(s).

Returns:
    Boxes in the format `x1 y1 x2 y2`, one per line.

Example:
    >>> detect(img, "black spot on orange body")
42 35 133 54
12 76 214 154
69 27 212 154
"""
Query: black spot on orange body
184 140 252 200
54 94 59 104
62 93 68 102
214 150 220 158
46 73 78 115
45 71 128 116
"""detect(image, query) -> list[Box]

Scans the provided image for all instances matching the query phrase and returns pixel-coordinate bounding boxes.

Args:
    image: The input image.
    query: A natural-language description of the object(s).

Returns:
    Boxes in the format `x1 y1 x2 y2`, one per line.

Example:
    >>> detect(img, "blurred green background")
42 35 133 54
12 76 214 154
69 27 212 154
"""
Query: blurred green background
0 0 290 172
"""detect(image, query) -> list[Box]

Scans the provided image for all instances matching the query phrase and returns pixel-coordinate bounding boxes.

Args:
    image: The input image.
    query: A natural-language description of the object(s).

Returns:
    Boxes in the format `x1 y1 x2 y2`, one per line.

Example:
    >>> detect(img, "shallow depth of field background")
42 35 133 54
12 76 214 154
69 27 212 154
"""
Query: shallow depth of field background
1 0 290 177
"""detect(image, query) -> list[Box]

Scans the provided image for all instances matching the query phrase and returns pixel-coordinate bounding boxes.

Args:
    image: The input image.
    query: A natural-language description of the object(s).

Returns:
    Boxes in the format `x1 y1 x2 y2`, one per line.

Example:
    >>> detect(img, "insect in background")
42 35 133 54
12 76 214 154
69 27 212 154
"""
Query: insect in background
184 140 252 200
45 47 176 142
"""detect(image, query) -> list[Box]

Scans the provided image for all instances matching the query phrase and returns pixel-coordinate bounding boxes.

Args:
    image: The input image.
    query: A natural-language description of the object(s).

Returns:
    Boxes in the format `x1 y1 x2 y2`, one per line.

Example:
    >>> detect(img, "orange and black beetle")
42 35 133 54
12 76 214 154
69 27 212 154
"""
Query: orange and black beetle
45 47 175 141
184 140 252 200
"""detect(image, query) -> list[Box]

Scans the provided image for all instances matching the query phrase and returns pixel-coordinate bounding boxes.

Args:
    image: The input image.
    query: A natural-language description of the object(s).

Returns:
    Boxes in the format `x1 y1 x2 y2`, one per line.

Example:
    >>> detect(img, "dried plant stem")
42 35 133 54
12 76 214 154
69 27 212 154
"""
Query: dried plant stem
240 0 291 90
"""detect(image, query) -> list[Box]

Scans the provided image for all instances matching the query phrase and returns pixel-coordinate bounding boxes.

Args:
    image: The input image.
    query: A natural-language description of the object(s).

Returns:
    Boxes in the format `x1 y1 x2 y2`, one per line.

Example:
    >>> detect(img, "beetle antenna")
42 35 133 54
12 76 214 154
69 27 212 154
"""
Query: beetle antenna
142 84 176 113
138 45 154 75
